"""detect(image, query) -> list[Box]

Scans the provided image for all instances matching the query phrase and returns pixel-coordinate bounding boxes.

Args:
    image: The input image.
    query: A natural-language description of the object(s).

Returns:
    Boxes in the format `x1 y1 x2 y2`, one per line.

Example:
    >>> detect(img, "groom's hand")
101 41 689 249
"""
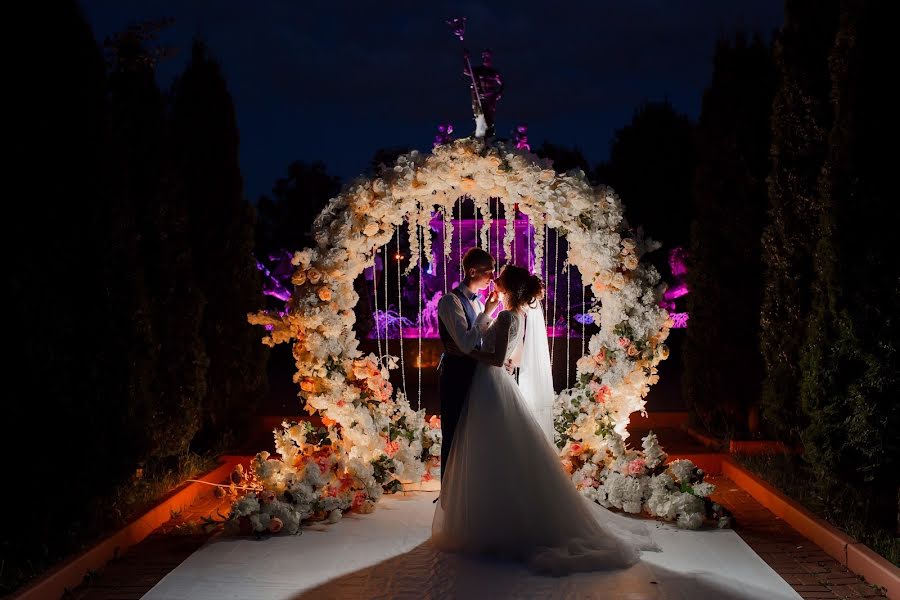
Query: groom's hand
484 290 500 315
504 358 515 374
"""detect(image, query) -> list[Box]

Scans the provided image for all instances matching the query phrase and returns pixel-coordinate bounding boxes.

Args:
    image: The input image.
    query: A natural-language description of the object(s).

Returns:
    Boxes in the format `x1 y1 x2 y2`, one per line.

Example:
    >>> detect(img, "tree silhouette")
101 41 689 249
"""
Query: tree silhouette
535 141 590 175
6 1 117 591
170 40 268 448
595 101 696 251
256 161 341 258
800 0 898 537
760 0 840 440
684 33 775 437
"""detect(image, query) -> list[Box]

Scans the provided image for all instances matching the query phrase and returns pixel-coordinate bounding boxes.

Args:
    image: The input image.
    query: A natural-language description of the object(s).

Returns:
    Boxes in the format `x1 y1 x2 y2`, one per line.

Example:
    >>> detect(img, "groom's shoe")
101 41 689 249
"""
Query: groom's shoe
433 495 439 503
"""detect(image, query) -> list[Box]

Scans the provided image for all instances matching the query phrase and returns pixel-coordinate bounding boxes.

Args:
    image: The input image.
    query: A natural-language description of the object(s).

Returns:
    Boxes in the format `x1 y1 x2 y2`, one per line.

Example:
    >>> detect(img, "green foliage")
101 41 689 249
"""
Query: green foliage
3 9 266 595
799 0 898 535
170 41 269 449
759 0 840 439
255 161 341 257
595 101 696 250
684 33 775 438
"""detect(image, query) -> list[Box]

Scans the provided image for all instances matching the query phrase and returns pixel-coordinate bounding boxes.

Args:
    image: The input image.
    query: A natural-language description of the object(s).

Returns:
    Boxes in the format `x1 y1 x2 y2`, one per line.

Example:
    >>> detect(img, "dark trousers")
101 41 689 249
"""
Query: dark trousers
438 353 477 479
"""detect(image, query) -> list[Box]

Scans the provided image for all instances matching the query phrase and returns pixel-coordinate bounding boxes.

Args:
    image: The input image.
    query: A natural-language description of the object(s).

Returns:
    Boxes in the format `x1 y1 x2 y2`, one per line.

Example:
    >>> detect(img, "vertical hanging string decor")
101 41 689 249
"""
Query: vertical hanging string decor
526 216 532 272
383 243 389 359
457 196 463 284
581 271 586 357
417 214 424 412
494 198 500 274
371 253 383 360
550 229 559 366
512 206 517 265
396 228 407 399
441 207 450 295
486 199 491 269
566 255 571 389
544 222 549 324
475 202 480 248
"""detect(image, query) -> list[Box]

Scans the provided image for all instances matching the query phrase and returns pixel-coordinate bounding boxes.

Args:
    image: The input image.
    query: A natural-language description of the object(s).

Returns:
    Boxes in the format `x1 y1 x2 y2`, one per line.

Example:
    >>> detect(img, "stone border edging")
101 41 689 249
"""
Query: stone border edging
13 456 244 600
721 456 899 599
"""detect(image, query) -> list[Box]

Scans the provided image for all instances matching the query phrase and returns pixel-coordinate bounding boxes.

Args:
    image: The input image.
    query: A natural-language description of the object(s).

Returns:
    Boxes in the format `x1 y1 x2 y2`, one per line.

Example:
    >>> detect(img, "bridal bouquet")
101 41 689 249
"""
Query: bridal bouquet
563 431 717 529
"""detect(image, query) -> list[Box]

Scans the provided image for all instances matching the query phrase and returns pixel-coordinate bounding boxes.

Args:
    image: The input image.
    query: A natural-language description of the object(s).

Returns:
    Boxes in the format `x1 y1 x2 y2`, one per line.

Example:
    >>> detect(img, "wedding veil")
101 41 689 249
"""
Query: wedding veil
517 301 556 443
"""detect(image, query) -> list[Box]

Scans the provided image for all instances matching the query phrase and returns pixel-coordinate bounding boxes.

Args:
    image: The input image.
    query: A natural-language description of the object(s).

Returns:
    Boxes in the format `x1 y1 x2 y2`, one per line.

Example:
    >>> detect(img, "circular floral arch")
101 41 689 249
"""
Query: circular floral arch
241 138 686 534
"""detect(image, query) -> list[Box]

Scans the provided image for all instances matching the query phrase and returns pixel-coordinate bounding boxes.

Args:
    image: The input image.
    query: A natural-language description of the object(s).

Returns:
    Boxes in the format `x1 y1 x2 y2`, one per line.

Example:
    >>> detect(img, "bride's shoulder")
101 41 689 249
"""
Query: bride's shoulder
497 310 521 327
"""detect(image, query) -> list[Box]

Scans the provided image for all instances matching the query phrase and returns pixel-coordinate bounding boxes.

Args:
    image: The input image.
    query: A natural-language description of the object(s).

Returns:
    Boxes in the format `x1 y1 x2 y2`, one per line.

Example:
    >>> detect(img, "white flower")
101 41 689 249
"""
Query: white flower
668 459 695 484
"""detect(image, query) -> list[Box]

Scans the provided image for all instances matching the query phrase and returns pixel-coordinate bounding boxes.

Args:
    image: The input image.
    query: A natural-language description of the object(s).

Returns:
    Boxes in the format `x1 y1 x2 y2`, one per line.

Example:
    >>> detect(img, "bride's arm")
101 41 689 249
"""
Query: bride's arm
468 313 512 367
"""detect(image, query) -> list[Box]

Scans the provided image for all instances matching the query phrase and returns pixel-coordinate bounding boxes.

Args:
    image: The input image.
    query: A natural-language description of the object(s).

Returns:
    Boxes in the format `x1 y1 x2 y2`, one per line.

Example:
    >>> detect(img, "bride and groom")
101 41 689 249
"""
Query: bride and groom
431 248 655 576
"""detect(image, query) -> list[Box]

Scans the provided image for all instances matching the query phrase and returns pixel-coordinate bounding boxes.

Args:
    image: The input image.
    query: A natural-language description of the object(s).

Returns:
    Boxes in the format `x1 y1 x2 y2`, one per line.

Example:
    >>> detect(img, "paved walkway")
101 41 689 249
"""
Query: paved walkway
69 429 887 600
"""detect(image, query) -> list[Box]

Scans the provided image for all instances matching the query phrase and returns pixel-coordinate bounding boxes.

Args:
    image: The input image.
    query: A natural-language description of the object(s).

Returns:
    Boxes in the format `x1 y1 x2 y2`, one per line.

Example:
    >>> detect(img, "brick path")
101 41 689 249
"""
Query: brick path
66 430 888 600
707 475 887 599
70 490 234 600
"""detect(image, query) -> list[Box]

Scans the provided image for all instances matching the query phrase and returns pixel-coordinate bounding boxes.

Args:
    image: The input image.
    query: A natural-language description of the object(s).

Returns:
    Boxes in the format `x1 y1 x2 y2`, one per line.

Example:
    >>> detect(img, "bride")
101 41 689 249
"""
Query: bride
431 265 656 576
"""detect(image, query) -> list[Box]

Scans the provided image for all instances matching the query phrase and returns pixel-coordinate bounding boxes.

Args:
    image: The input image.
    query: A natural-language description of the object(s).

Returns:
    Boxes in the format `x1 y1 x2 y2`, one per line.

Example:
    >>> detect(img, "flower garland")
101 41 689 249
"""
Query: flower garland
238 138 712 535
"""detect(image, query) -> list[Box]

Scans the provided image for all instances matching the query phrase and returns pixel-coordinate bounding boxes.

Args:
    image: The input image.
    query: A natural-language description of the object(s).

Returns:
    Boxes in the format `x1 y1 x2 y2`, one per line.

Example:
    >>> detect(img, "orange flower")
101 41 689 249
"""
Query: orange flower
318 287 333 301
428 415 441 429
594 385 611 403
385 439 400 457
321 415 336 427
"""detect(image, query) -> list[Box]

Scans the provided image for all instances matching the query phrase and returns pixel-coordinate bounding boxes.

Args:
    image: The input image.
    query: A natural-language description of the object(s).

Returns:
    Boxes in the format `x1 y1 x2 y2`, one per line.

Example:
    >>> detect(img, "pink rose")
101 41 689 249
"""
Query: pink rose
351 491 367 512
627 458 646 475
428 415 441 429
617 337 630 348
268 517 284 533
594 385 611 403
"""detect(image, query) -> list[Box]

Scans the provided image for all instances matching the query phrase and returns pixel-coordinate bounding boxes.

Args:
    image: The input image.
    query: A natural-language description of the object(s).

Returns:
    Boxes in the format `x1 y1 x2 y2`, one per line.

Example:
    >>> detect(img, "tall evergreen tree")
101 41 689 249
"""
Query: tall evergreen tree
105 21 168 470
170 40 267 447
759 0 840 439
5 0 114 589
800 0 898 534
595 101 696 251
535 141 591 175
684 33 776 437
256 160 341 257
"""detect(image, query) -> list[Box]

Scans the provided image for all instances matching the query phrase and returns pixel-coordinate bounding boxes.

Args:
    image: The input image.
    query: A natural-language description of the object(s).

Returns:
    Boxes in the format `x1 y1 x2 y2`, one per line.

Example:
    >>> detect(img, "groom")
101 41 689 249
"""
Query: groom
436 248 498 479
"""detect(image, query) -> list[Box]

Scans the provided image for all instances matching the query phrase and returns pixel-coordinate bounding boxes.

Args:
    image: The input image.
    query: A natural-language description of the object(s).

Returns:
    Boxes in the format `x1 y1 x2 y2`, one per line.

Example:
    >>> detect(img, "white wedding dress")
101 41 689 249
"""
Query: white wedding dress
432 309 656 576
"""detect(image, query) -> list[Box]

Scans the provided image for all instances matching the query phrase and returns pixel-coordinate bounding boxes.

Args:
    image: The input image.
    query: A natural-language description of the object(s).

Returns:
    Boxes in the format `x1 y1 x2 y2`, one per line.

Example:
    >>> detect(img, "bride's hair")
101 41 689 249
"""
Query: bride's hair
496 264 544 312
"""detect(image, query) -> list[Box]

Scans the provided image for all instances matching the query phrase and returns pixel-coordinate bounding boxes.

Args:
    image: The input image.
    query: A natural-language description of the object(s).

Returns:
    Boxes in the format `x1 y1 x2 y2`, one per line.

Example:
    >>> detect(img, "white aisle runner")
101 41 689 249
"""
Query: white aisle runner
144 491 801 600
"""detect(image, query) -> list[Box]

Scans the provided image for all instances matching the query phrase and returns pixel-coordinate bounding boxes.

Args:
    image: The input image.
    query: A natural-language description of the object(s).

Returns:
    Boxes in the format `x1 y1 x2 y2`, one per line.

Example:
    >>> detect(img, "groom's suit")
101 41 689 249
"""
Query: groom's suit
436 284 491 479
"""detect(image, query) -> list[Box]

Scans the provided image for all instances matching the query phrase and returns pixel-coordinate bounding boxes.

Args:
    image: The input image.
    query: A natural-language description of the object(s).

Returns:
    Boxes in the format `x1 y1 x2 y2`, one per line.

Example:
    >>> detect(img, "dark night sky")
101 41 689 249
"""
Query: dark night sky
81 1 784 202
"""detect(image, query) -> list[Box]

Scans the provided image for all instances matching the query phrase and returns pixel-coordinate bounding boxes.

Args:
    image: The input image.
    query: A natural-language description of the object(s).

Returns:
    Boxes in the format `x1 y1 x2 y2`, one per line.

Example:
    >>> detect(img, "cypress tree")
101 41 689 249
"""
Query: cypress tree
170 40 267 448
760 0 840 439
684 33 775 437
801 0 898 539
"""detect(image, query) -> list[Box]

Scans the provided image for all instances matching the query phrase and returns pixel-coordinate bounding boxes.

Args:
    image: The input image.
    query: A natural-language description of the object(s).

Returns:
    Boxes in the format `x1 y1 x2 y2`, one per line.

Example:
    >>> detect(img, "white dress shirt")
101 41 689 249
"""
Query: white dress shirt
437 284 493 354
